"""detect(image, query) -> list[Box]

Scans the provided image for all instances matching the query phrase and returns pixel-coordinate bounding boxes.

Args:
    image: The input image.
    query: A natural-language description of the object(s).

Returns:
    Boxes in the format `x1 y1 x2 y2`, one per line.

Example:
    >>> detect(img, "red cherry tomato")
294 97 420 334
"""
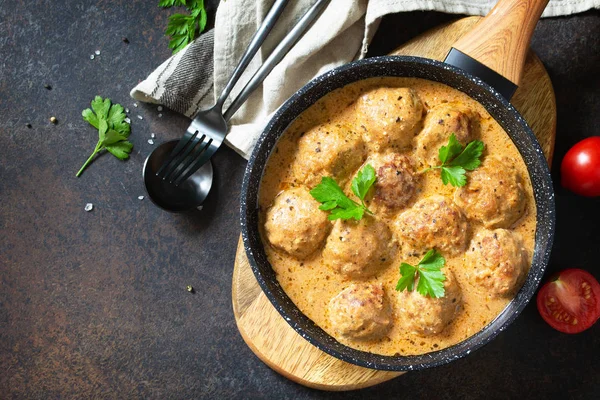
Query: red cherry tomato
537 269 600 333
561 136 600 197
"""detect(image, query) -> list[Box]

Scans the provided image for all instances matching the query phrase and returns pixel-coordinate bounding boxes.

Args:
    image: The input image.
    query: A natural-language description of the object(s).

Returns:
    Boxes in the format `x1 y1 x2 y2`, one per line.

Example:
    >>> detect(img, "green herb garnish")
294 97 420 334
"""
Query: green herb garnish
77 96 132 177
310 164 376 221
396 249 446 298
160 0 208 54
424 133 484 187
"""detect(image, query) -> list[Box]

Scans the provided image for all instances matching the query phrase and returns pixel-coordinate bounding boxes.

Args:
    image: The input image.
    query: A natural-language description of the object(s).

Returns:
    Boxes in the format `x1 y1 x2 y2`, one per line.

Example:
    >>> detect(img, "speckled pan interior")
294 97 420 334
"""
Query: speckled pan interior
240 56 555 371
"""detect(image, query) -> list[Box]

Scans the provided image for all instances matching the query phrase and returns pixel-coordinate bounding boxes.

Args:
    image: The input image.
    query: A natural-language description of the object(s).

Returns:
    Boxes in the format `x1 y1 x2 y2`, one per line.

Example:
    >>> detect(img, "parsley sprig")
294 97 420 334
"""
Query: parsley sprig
310 164 376 221
160 0 208 54
423 133 484 187
77 96 132 177
396 249 447 298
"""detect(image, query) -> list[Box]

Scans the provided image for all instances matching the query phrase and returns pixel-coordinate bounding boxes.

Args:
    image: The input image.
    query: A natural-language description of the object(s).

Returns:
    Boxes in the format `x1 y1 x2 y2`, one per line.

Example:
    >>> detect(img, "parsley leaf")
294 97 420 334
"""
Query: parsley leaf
106 103 128 133
424 133 484 187
450 140 485 170
310 177 365 221
351 164 376 208
82 108 98 129
440 165 467 187
438 133 463 164
396 249 447 298
77 96 133 177
159 0 186 7
161 0 207 54
106 141 134 160
93 96 110 117
396 263 417 292
310 164 376 221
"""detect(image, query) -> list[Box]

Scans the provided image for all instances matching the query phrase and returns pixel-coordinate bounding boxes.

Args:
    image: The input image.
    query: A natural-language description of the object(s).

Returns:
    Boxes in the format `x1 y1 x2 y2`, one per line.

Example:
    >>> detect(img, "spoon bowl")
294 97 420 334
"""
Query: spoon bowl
143 139 213 212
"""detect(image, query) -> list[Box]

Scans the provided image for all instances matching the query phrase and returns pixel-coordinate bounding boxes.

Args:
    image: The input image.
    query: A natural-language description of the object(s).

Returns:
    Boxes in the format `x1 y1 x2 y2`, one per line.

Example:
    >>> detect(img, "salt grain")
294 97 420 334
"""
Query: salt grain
148 139 154 145
137 115 143 120
124 117 131 124
157 106 163 111
89 54 95 60
95 50 101 55
138 196 145 200
158 113 163 118
133 103 138 108
125 108 129 113
151 133 156 138
84 203 93 212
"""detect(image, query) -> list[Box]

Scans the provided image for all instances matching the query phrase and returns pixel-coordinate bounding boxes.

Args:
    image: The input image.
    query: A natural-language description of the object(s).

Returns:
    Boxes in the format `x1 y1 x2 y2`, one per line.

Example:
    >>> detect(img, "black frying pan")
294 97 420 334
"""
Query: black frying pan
240 0 555 371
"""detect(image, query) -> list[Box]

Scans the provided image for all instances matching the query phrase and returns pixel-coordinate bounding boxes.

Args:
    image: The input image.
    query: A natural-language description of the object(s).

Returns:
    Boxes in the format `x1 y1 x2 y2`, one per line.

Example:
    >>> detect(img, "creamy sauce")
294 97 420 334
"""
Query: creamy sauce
258 77 536 356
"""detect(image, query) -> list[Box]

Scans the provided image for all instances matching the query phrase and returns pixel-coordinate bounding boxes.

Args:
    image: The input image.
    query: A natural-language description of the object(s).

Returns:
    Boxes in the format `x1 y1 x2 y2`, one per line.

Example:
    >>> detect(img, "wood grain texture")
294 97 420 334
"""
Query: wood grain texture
232 16 556 391
453 0 549 85
392 16 556 164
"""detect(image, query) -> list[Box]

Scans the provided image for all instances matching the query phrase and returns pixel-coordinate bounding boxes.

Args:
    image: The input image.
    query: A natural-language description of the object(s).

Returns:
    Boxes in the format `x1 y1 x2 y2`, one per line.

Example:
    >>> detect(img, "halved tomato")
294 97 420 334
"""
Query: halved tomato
536 269 600 334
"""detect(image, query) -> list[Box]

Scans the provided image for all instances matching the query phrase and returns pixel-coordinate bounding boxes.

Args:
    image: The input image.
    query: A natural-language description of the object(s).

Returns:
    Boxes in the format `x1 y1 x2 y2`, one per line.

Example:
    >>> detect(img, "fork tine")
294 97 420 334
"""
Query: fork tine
172 138 213 186
171 137 213 186
159 132 201 180
173 140 216 186
162 134 206 182
156 131 199 177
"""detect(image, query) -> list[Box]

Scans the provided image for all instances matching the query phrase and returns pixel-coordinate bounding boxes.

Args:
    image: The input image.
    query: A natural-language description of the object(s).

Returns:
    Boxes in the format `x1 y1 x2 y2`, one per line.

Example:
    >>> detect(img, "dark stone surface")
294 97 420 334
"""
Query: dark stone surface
0 1 598 398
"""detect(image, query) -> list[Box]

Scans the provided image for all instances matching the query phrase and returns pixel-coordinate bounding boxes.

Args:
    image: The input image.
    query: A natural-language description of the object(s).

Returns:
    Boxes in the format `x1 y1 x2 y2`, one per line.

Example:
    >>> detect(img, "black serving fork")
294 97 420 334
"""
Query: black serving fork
156 0 330 186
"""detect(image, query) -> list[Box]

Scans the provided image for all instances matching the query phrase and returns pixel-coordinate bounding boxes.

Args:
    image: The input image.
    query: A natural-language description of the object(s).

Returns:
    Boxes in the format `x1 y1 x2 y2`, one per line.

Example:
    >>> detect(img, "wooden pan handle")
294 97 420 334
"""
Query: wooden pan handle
452 0 549 86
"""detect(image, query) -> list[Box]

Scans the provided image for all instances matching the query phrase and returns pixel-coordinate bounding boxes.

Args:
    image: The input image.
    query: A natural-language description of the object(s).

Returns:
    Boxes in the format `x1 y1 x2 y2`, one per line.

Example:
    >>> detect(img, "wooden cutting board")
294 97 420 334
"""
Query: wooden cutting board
231 16 556 391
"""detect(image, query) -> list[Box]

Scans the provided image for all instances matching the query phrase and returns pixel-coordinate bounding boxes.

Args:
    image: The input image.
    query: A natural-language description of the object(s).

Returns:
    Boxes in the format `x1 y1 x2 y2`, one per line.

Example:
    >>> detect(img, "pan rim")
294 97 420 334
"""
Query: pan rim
240 55 555 371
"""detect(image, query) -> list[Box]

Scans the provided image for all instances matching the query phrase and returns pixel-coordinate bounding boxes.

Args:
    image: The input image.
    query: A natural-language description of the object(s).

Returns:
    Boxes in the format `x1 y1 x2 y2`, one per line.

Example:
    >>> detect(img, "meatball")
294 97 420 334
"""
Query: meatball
454 156 528 228
465 229 528 297
264 187 331 259
328 283 392 340
414 103 480 167
322 216 396 280
356 87 424 152
394 195 469 257
291 121 367 188
397 269 462 336
359 153 417 214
